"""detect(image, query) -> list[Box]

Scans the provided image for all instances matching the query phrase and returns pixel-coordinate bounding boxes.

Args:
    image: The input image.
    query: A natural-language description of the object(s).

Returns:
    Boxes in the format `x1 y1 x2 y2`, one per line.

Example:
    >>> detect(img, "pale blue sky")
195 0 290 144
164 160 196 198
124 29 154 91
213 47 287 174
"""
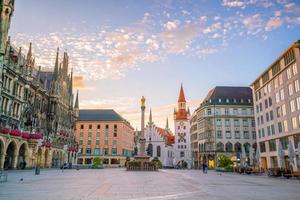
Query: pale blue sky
9 0 300 130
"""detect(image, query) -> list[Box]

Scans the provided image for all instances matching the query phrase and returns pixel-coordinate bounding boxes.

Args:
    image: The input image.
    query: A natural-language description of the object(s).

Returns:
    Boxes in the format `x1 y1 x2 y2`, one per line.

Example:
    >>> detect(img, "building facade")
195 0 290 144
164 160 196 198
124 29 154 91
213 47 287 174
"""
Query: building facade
144 110 175 167
75 109 134 167
192 86 256 169
174 84 192 168
251 40 300 172
0 1 78 169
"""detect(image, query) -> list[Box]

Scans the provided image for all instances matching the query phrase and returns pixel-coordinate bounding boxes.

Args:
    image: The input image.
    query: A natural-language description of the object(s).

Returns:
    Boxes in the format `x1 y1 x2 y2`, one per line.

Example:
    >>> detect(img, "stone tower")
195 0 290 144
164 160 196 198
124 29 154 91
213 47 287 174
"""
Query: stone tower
0 0 14 55
174 84 191 168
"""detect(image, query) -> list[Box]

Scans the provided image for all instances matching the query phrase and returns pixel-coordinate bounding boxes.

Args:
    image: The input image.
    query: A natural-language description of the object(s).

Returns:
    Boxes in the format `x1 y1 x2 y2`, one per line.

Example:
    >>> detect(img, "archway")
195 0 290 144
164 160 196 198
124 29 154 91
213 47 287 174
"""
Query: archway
4 141 18 169
234 142 242 152
0 139 4 169
225 142 233 152
216 142 224 152
18 142 29 169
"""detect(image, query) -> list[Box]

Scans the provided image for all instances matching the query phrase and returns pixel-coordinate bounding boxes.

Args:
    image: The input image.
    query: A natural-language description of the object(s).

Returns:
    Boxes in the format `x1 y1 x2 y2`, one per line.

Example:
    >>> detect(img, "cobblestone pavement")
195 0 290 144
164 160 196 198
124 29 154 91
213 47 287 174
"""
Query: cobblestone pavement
0 168 300 200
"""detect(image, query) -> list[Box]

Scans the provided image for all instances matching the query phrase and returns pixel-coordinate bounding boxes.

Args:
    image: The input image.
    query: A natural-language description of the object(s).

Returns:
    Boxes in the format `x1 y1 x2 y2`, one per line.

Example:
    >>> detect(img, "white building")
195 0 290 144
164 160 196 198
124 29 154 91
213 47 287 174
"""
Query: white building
174 84 192 168
144 110 175 168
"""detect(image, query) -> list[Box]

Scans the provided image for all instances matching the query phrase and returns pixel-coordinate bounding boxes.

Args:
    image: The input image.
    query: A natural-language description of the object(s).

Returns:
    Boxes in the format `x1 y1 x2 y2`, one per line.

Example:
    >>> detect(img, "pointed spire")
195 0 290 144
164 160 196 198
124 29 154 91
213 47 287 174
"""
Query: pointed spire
165 117 169 130
74 90 79 109
178 83 186 102
69 67 73 94
149 108 153 124
17 47 22 65
62 51 69 75
44 72 48 89
53 47 59 80
37 65 41 83
26 42 32 60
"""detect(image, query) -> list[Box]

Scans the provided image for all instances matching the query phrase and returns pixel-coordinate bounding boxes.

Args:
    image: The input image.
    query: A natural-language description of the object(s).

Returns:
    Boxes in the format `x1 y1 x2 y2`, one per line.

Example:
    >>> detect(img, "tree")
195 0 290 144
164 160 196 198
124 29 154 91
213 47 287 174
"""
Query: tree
218 154 233 168
92 157 103 169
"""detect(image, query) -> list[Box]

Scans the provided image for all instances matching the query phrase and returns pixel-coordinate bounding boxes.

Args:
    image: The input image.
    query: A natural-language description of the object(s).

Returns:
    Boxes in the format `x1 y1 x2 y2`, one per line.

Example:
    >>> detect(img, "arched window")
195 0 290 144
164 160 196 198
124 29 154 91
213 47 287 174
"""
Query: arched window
157 146 161 157
216 142 224 152
147 144 153 157
244 143 251 154
235 142 242 152
225 142 233 152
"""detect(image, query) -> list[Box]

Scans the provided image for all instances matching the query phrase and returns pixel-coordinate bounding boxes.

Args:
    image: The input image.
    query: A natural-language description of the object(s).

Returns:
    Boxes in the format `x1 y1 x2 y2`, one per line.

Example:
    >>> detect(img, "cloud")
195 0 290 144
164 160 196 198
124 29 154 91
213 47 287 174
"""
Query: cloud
222 0 246 8
164 21 178 30
243 14 263 30
265 18 282 31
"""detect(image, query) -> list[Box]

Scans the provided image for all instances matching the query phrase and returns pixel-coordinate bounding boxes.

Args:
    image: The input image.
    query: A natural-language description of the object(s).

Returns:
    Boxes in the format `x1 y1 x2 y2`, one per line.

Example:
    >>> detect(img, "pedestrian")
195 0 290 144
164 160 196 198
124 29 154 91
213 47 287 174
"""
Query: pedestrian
23 160 27 169
202 163 206 174
205 163 208 174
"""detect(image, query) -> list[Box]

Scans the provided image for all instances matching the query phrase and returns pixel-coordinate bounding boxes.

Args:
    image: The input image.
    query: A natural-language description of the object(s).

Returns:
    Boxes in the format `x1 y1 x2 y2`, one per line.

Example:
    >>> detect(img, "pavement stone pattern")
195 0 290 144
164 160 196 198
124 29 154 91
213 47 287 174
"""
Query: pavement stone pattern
0 168 300 200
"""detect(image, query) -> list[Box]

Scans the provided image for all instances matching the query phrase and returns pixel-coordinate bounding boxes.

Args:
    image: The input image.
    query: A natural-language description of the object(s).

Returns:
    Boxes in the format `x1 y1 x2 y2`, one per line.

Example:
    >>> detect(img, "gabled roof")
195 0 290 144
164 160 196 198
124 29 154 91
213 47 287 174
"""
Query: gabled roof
79 109 125 121
155 127 175 145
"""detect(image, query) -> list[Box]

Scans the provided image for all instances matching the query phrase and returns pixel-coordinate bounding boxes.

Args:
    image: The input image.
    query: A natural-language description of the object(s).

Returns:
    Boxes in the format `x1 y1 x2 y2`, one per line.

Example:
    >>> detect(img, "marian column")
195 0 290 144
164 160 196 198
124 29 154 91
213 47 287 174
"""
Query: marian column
138 96 146 157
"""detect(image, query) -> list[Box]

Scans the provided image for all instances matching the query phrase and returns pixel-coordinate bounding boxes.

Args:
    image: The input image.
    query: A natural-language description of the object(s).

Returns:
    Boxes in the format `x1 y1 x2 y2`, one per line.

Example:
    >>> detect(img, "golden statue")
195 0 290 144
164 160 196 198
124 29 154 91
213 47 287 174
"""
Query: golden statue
141 96 146 107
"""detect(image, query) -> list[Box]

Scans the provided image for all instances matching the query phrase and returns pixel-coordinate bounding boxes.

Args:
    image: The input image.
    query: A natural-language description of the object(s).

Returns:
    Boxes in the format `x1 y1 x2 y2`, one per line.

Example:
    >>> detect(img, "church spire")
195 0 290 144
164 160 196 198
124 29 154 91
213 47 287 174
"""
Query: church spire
69 67 73 95
26 42 32 61
74 90 79 109
178 83 186 103
53 47 59 80
165 117 169 130
17 47 22 66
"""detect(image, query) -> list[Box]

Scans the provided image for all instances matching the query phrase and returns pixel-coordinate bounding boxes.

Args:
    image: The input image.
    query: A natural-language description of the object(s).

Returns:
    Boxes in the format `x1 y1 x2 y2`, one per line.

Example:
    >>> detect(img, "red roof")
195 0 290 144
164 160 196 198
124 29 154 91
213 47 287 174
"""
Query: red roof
175 110 188 120
155 127 175 145
178 84 186 102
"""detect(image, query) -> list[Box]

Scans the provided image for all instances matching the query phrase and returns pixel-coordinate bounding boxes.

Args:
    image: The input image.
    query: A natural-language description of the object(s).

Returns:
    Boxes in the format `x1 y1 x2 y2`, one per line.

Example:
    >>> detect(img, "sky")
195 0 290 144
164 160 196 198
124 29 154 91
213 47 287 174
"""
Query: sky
9 0 300 132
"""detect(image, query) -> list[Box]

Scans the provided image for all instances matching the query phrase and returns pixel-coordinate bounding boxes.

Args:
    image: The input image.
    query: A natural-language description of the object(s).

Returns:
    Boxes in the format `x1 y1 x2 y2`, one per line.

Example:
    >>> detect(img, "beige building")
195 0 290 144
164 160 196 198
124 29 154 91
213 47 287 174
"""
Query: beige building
251 40 300 172
191 86 256 169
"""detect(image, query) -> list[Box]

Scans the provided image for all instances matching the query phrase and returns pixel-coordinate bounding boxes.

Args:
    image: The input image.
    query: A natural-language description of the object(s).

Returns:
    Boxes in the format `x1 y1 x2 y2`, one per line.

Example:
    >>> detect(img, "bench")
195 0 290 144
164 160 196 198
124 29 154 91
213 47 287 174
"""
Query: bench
0 170 8 183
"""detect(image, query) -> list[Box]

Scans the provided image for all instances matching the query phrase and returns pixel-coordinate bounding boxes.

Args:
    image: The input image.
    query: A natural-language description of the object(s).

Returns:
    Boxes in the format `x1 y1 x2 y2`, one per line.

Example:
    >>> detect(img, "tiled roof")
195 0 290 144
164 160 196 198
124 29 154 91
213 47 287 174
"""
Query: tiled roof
79 109 125 121
155 127 175 145
202 86 253 105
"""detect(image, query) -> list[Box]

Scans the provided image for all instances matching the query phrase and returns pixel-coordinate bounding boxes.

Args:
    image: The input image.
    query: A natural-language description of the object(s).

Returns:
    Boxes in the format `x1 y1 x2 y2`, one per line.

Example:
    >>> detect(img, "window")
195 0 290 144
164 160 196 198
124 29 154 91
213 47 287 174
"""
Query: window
269 140 277 152
260 142 266 153
157 146 161 157
180 151 185 157
217 131 222 139
87 140 91 145
80 132 84 137
243 119 248 127
234 119 240 127
282 104 286 116
86 148 91 155
289 83 294 96
280 89 285 100
79 140 83 145
280 137 289 150
225 119 230 127
243 131 249 139
80 124 84 129
259 103 263 111
103 148 108 155
207 108 211 115
94 148 100 155
216 119 222 126
269 97 272 107
89 124 92 129
252 131 256 139
261 115 264 124
234 131 240 139
278 122 283 133
233 108 238 115
295 80 300 92
265 99 268 109
279 74 283 85
290 100 296 112
225 108 229 115
287 67 292 79
267 126 271 136
113 140 117 145
266 113 270 122
97 124 100 129
270 110 274 120
292 117 298 129
276 107 281 118
261 128 265 137
292 62 298 75
111 148 117 156
105 124 109 129
275 92 280 103
296 97 300 110
96 140 100 145
271 124 275 135
226 131 231 139
283 120 288 132
105 140 108 145
242 108 247 115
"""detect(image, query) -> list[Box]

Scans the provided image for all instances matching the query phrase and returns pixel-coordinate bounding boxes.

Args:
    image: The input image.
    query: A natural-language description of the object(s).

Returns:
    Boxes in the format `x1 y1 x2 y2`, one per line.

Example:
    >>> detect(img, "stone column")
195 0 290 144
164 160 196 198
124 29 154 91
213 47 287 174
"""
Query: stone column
138 96 146 157
12 153 19 169
0 153 5 169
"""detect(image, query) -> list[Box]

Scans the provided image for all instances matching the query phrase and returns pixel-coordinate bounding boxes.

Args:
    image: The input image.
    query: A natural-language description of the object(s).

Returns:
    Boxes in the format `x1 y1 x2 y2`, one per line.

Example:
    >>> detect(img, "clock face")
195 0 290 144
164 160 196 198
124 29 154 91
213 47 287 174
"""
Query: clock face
179 121 184 126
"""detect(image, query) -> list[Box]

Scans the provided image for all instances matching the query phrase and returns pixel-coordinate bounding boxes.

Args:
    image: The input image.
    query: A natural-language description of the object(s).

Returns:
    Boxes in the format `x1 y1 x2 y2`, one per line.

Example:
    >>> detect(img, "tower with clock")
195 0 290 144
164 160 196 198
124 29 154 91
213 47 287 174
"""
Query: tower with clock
174 84 191 168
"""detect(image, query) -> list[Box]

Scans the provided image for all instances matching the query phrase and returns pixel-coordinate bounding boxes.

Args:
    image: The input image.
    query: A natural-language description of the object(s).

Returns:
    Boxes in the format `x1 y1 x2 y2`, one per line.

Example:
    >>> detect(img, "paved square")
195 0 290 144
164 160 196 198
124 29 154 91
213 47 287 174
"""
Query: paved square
0 169 300 200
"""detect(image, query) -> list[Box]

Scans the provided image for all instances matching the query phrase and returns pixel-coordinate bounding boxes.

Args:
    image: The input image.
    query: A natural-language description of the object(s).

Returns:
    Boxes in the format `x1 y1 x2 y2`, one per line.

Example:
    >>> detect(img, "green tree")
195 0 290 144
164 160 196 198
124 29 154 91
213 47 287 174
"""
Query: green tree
92 157 103 168
218 155 233 168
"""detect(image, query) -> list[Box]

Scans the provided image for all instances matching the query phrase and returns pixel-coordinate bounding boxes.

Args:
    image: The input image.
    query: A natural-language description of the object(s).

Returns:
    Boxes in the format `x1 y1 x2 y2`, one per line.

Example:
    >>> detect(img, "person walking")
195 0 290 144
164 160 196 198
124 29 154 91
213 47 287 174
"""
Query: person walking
202 163 206 174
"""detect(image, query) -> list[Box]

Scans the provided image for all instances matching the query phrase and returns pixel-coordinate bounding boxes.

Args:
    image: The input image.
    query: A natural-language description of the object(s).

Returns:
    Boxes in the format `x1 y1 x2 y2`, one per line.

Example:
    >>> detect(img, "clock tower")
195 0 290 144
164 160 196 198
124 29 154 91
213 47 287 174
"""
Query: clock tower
174 84 191 168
